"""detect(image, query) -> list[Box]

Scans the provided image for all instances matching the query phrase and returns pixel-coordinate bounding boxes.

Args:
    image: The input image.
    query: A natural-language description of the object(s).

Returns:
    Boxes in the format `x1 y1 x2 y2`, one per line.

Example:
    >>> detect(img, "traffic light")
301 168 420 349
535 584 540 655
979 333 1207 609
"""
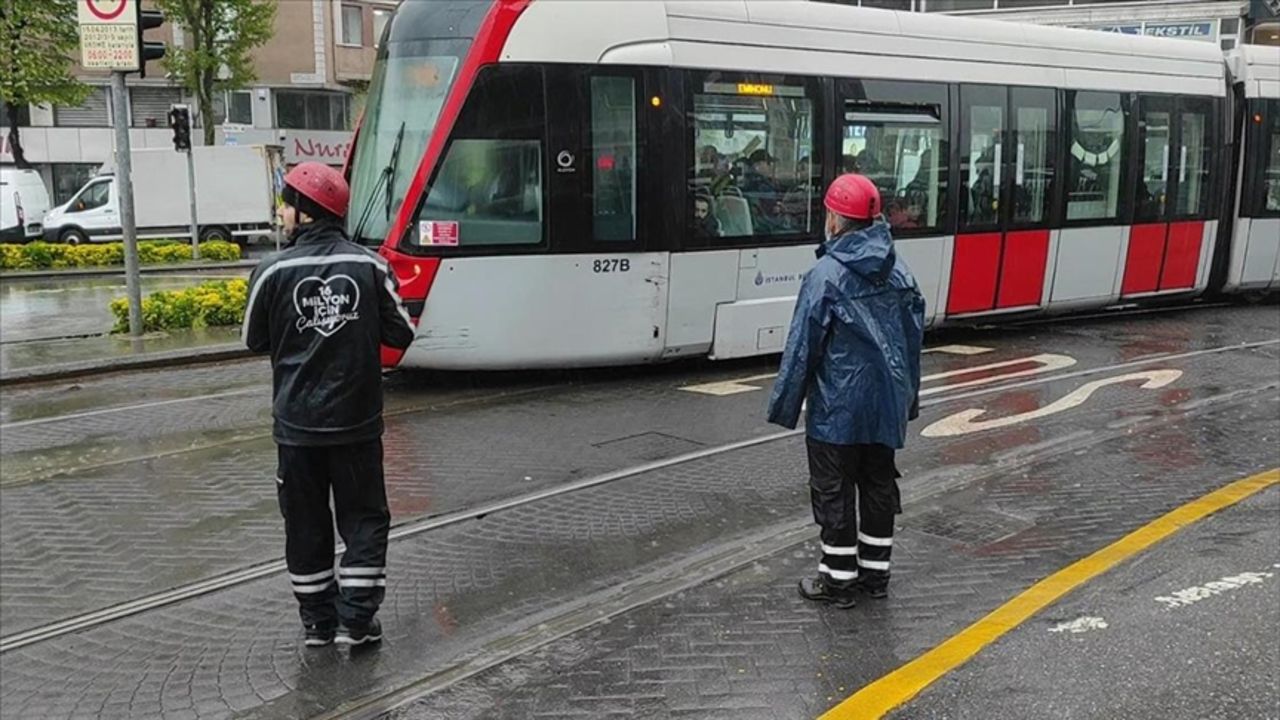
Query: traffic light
169 105 191 151
137 6 166 79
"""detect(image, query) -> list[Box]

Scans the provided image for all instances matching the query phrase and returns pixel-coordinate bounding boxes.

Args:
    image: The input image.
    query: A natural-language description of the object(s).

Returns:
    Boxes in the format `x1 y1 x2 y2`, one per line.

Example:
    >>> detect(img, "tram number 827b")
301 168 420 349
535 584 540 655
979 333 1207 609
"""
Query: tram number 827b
592 259 632 273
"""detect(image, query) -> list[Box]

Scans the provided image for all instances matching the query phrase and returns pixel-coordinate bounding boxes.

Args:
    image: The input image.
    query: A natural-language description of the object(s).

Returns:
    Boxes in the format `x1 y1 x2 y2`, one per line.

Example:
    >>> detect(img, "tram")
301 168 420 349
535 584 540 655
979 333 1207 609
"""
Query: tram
344 0 1280 370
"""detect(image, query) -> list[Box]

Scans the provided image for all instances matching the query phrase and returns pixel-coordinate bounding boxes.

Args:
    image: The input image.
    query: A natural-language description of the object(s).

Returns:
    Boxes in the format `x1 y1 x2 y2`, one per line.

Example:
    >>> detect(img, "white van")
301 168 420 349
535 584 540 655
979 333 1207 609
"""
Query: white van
43 145 284 245
0 166 52 243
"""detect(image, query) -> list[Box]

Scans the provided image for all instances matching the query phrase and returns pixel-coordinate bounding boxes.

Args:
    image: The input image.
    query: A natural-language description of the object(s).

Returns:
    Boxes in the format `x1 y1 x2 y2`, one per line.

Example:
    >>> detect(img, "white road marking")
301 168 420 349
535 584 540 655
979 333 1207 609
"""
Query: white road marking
923 344 993 356
921 369 1182 438
679 373 780 397
680 348 1063 398
1155 570 1275 609
1048 616 1109 634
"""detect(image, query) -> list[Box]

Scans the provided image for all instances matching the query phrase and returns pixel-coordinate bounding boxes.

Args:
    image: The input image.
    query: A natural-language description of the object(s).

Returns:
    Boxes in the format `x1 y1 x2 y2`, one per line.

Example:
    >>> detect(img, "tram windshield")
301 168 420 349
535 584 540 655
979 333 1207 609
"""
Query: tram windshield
347 38 466 244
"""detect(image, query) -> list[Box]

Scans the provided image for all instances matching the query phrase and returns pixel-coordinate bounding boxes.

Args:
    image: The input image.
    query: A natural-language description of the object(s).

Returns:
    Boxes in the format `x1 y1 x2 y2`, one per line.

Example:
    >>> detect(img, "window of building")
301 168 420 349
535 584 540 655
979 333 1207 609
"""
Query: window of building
960 85 1005 228
844 102 945 232
590 76 637 243
131 86 182 128
1176 99 1213 218
689 75 818 239
373 7 392 45
55 86 111 127
924 0 996 11
1066 91 1125 221
1011 87 1055 226
416 65 546 247
860 0 913 9
1135 96 1171 223
275 91 350 130
51 164 100 205
341 4 364 46
214 90 253 126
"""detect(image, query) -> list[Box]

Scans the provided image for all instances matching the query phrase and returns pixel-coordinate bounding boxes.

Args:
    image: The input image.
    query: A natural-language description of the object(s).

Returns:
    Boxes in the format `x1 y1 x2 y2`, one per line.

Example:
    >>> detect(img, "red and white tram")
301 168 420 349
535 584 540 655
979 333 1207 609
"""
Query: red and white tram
1224 44 1280 294
344 0 1280 370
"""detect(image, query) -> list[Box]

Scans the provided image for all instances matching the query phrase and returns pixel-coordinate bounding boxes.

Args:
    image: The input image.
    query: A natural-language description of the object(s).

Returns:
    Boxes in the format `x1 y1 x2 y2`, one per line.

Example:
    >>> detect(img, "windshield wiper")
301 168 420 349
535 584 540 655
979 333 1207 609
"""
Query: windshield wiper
384 121 405 223
351 121 406 245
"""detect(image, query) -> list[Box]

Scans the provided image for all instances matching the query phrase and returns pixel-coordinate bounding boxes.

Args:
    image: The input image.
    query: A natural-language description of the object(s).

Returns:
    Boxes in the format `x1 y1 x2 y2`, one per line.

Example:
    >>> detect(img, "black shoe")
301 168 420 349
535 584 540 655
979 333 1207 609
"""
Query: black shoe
855 579 889 600
304 623 336 647
335 618 383 646
798 577 857 609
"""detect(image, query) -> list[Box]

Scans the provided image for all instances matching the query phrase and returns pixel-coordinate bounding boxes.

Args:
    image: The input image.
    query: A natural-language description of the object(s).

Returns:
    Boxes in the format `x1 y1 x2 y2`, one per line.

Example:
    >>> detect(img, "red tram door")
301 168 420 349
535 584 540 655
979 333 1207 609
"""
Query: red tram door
1121 95 1214 296
947 86 1055 315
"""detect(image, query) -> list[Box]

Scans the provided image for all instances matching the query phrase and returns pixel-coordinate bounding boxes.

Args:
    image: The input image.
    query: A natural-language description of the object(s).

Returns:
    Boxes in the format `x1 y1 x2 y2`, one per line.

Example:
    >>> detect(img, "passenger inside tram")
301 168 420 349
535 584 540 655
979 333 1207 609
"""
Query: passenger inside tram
693 192 722 238
688 79 817 238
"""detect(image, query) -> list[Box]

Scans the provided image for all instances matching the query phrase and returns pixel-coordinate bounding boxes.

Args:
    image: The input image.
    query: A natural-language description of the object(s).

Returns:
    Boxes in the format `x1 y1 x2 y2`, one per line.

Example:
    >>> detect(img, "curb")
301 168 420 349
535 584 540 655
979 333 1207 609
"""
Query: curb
0 344 254 386
0 261 259 281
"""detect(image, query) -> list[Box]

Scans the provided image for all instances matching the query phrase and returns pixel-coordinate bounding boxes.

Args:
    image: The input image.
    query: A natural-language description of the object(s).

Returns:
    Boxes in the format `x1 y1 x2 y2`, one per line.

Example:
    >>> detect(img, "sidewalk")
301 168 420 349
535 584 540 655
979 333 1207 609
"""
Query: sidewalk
0 272 251 384
0 260 257 281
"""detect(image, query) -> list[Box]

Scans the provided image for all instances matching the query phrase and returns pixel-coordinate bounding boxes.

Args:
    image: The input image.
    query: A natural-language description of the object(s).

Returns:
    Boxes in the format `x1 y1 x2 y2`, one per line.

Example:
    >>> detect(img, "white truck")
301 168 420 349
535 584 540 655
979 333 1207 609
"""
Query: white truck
43 144 285 246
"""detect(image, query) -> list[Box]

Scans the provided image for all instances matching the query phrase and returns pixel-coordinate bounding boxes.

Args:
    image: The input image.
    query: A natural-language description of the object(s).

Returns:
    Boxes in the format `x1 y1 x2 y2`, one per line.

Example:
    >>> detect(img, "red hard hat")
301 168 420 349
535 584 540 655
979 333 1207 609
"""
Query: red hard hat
284 161 350 218
824 173 881 221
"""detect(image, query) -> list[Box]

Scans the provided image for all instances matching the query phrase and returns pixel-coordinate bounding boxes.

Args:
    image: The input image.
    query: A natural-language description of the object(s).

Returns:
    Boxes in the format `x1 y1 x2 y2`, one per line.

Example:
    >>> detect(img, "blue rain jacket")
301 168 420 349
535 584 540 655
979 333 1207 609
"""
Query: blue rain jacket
766 221 926 448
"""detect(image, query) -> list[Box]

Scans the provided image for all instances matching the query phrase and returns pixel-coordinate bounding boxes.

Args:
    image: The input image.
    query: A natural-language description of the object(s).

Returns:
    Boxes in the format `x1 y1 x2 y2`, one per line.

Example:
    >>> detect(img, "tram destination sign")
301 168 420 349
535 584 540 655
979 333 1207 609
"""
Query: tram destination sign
78 0 140 71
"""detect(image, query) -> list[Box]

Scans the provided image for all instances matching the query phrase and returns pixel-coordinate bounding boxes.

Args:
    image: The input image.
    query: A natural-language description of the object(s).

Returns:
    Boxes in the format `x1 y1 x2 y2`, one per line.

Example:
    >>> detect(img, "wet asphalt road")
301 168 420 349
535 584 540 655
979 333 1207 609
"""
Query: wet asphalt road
0 302 1276 719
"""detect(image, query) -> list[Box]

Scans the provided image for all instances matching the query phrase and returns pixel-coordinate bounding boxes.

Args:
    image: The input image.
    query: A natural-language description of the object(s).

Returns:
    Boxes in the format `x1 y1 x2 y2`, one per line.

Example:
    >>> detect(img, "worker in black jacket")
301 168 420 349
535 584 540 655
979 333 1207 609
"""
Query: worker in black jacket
242 161 415 648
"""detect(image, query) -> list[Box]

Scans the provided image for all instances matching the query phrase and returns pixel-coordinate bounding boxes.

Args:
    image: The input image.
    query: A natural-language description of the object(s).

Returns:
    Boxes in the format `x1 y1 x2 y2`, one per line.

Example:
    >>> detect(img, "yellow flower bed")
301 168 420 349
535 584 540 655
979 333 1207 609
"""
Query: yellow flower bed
110 279 249 333
0 240 240 270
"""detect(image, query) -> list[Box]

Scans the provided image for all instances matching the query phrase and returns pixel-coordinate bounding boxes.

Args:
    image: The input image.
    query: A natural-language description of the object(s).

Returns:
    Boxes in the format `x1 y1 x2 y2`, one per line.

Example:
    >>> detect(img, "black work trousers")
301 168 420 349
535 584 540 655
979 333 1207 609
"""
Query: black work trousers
805 437 901 591
276 439 390 628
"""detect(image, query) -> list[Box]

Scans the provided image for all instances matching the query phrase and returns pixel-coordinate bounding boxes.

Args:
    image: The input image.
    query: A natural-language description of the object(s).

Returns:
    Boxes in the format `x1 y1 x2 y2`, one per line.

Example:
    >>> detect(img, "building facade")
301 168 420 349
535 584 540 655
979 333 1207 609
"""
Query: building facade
839 0 1276 48
1 0 395 205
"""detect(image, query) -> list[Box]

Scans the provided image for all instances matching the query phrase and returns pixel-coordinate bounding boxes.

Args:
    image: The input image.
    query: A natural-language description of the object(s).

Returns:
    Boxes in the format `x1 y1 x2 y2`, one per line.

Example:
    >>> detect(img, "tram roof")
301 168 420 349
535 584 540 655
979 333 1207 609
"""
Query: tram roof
501 0 1227 95
1228 44 1280 98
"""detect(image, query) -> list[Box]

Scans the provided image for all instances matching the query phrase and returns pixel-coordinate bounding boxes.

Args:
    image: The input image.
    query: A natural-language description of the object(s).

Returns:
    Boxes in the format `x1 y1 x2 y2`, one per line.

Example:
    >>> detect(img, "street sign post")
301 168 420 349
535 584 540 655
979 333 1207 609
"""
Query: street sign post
79 0 140 72
77 0 165 336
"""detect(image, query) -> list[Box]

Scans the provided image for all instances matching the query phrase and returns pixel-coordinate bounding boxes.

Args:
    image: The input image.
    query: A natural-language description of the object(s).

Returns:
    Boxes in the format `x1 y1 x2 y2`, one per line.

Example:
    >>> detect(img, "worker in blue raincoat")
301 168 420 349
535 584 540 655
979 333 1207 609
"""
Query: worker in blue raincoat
767 173 925 609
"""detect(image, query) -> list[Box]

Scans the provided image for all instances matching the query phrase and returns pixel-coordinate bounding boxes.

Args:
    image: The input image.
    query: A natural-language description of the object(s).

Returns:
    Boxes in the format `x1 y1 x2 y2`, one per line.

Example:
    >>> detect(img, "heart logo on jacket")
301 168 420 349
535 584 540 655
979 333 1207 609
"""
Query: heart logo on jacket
292 274 361 337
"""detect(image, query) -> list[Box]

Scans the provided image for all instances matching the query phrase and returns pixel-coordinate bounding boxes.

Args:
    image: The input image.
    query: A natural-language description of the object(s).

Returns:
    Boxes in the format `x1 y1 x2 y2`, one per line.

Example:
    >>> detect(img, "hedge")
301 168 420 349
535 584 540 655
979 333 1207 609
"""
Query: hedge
0 240 240 270
110 278 248 333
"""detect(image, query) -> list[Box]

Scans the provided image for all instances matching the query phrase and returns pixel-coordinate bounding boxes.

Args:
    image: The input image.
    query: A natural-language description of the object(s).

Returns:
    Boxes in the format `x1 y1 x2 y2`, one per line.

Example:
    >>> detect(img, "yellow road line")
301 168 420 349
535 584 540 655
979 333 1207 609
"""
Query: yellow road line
820 467 1280 720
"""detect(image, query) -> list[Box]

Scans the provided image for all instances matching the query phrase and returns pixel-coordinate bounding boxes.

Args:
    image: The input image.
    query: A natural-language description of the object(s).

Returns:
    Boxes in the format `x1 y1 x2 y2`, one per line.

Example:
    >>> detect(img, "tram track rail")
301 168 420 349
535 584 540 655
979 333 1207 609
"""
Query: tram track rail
2 337 1275 655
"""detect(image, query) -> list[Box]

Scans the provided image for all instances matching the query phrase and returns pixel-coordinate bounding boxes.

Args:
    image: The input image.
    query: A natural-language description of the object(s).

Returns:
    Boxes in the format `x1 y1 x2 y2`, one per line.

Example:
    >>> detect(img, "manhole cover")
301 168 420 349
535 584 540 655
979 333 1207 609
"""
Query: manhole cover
908 506 1032 547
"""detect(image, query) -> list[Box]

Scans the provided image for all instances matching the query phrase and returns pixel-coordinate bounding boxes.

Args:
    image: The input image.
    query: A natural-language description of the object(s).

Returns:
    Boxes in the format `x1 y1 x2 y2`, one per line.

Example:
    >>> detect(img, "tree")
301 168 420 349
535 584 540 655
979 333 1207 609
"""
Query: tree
0 0 90 169
156 0 276 146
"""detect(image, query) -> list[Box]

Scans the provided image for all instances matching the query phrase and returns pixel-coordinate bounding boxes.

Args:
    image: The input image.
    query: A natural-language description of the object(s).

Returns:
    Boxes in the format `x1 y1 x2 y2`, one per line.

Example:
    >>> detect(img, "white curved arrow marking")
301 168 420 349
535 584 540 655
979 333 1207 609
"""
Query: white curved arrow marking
921 369 1184 438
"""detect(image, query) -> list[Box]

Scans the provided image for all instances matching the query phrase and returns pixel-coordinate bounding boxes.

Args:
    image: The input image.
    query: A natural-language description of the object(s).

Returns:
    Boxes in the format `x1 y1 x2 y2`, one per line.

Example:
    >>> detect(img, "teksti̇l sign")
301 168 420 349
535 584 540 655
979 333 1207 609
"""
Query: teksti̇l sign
79 0 139 71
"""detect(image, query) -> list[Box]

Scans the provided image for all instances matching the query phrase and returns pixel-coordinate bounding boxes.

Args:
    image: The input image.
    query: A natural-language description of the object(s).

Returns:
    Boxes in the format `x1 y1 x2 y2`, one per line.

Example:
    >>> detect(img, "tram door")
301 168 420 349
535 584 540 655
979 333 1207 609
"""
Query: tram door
1121 95 1216 296
558 67 668 362
947 85 1057 315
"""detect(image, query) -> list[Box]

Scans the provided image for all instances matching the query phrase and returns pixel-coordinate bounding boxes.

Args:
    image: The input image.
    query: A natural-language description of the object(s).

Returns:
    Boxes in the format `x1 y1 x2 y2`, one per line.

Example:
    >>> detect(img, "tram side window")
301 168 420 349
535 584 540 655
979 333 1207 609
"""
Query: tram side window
1011 87 1055 226
591 76 637 243
1135 97 1171 223
1175 99 1213 218
1267 101 1280 213
688 76 819 239
1066 91 1126 222
417 65 545 247
960 85 1005 228
843 103 947 233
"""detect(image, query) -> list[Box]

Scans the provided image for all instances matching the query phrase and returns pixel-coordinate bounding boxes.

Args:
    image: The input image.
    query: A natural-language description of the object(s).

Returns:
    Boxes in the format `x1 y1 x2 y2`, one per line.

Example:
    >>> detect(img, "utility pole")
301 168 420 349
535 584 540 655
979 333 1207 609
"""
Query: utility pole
110 71 143 337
